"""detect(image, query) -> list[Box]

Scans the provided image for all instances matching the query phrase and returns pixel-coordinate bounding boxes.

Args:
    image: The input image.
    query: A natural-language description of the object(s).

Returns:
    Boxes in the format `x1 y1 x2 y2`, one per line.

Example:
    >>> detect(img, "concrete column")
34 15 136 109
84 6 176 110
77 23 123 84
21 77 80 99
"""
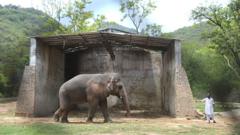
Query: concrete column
162 40 195 117
16 38 37 116
34 42 65 116
29 38 36 66
173 40 195 117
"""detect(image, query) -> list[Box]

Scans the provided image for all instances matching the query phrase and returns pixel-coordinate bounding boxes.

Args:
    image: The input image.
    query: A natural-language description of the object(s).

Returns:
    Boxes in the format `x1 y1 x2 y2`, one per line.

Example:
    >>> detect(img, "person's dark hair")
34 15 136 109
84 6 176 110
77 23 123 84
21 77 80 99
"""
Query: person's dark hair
207 93 211 99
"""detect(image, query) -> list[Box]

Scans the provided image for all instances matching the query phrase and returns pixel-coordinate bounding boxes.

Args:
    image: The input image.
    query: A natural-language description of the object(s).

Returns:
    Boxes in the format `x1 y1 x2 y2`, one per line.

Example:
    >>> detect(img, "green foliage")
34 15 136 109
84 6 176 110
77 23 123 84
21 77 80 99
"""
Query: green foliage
41 0 66 34
182 42 231 98
0 5 55 97
43 0 106 34
64 0 106 33
120 0 157 33
192 0 240 79
234 123 240 135
142 23 162 37
65 0 94 33
182 41 240 101
168 22 240 101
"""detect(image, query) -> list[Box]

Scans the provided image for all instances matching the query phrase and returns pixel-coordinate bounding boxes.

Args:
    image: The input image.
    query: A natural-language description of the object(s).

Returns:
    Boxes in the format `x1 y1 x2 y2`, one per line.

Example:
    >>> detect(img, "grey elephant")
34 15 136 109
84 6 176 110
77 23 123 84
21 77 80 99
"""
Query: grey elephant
53 73 130 123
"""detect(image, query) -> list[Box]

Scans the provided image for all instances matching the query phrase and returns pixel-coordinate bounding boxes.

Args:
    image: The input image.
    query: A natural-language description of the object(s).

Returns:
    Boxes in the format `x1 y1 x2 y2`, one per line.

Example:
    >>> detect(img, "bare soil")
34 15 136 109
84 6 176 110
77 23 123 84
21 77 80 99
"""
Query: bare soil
0 101 239 134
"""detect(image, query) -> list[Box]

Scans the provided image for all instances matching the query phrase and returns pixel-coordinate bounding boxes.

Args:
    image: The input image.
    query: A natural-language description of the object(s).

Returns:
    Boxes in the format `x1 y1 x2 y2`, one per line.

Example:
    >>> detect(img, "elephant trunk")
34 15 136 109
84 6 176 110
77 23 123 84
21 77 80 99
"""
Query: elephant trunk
120 86 130 116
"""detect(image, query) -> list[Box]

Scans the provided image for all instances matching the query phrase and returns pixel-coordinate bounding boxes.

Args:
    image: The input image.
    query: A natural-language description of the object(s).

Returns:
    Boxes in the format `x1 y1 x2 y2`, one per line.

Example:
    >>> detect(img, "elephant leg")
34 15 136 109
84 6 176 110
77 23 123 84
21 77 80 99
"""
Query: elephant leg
59 92 71 123
53 108 63 122
60 109 69 123
99 99 112 123
86 101 98 123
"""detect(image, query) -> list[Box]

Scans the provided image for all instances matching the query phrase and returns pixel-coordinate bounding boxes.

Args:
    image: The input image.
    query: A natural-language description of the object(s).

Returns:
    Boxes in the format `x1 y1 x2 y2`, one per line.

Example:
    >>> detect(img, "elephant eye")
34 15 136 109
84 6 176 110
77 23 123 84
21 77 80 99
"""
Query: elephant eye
118 85 123 89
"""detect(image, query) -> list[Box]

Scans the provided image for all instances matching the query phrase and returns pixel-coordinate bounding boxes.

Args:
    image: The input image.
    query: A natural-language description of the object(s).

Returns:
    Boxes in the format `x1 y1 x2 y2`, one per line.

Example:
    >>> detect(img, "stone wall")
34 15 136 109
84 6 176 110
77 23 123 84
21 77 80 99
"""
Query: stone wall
15 66 35 116
174 66 195 116
64 47 163 111
34 43 65 116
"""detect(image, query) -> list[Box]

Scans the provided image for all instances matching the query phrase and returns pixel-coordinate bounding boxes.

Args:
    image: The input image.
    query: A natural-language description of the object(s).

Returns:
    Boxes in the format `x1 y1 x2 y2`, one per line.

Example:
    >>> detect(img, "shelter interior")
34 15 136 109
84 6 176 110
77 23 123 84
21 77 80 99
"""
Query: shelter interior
16 32 195 117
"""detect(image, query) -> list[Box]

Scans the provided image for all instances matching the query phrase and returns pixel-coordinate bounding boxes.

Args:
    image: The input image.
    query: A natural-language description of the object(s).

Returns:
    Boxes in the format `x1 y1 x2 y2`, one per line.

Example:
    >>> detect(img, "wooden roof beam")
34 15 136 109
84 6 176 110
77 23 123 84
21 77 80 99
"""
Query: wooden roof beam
100 32 115 60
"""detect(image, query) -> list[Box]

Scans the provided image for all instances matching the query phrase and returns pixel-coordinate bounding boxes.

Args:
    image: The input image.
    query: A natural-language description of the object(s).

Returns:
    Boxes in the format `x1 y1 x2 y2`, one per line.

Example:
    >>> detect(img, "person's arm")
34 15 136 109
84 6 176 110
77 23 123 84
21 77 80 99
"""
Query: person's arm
212 98 215 107
201 98 206 102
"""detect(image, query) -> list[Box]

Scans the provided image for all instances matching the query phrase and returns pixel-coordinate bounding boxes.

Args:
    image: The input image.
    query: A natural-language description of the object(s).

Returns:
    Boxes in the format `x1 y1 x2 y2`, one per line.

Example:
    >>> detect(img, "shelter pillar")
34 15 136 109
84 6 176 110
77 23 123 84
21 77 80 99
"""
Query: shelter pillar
16 38 37 116
162 40 195 117
34 41 65 116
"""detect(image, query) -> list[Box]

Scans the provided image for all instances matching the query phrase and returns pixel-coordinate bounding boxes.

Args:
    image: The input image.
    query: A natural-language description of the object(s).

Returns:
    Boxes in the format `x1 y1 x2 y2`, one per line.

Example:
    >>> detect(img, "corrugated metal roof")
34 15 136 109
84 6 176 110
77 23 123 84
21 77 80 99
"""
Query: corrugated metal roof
99 23 137 34
34 32 179 51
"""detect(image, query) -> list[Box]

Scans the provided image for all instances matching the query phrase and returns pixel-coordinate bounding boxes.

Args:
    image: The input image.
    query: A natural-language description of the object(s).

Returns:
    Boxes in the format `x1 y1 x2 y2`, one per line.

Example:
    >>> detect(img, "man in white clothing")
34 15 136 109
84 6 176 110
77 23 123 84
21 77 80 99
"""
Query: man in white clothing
202 93 216 123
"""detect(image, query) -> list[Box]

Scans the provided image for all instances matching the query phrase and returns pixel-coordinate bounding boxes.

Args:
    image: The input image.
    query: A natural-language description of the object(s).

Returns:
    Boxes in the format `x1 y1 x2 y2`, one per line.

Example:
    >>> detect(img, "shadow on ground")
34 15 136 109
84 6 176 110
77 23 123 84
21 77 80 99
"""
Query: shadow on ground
69 107 166 120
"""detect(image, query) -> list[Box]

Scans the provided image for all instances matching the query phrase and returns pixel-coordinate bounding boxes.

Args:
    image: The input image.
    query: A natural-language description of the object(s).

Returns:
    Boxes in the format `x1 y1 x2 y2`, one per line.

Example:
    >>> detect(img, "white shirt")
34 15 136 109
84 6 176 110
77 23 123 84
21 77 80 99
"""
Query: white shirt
202 97 214 115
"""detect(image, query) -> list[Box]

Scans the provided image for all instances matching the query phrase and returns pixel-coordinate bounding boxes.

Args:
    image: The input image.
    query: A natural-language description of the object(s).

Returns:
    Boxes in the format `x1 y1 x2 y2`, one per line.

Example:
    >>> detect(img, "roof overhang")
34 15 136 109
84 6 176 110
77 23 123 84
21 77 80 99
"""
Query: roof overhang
33 32 180 52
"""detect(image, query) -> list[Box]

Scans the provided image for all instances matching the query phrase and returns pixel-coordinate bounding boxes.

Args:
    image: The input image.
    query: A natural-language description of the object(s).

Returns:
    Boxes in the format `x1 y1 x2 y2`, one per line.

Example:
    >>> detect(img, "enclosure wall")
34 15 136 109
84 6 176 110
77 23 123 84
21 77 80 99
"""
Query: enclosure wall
34 43 64 116
65 47 163 111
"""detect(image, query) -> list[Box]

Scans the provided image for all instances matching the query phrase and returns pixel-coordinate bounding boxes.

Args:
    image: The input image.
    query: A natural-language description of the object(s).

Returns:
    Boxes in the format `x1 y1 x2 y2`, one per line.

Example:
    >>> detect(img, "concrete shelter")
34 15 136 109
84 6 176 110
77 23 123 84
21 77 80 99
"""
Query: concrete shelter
16 32 195 117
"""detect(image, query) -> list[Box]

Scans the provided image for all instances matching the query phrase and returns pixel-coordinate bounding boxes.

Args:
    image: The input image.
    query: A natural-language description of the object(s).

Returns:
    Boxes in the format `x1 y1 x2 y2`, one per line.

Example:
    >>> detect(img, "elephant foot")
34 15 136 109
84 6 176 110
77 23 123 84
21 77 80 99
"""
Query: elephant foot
104 118 112 123
86 118 93 123
53 115 59 122
125 112 131 117
60 117 69 123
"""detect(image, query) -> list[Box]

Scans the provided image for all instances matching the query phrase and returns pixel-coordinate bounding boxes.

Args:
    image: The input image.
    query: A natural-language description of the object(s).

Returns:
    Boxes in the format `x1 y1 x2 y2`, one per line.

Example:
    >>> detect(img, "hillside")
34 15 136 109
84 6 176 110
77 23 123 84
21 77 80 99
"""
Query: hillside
0 5 55 97
0 5 54 41
168 22 213 45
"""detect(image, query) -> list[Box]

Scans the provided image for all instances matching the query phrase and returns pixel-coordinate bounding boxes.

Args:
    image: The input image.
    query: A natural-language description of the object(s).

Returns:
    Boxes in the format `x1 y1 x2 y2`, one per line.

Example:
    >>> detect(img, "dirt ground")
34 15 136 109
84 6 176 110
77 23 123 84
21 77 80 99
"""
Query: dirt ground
0 101 239 134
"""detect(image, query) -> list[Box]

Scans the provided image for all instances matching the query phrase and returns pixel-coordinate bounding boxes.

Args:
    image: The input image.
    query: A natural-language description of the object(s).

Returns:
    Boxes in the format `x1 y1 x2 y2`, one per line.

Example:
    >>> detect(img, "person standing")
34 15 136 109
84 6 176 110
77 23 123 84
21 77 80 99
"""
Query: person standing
202 93 216 123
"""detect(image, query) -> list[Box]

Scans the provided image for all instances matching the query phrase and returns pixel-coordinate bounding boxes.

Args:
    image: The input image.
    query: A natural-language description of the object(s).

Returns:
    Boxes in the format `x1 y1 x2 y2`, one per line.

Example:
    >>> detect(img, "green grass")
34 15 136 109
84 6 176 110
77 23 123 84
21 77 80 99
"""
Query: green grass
0 122 217 135
0 99 237 135
195 101 239 112
233 123 240 135
0 98 16 103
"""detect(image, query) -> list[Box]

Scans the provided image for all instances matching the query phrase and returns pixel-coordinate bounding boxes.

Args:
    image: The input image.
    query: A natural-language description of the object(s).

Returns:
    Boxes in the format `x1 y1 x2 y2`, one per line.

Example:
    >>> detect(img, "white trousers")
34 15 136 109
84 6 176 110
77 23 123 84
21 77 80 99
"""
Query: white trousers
206 114 214 121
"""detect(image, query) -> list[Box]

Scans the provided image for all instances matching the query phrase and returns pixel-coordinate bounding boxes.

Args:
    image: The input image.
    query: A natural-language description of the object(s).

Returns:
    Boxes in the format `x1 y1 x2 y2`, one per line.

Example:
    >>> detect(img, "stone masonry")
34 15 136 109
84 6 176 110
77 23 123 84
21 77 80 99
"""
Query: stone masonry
15 66 35 116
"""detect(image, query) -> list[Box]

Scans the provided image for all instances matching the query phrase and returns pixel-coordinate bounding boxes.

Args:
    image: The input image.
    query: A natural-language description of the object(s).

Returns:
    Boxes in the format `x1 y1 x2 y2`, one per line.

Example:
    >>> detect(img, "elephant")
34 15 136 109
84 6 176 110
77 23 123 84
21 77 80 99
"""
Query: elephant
53 73 130 123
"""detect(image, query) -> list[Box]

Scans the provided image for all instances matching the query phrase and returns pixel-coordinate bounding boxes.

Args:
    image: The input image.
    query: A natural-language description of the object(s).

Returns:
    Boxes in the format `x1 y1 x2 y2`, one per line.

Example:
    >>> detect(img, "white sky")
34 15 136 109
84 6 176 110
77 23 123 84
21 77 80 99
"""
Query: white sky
0 0 230 32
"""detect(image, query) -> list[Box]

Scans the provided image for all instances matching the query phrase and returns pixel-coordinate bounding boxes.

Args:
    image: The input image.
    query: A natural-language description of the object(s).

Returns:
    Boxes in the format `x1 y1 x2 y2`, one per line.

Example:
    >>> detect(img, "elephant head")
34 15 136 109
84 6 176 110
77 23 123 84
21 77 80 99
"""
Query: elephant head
106 74 131 116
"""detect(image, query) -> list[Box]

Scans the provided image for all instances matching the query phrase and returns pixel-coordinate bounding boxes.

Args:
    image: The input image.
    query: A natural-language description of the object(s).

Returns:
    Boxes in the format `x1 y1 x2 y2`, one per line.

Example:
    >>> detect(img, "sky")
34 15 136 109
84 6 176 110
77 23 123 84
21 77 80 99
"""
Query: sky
0 0 230 32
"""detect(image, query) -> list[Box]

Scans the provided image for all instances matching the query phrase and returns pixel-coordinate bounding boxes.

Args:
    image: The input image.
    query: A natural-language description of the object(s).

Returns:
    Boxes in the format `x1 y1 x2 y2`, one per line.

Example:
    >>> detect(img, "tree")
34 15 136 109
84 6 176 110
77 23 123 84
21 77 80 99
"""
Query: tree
42 0 106 34
142 23 161 37
192 0 240 78
64 0 106 33
42 0 66 34
120 0 156 34
65 0 94 33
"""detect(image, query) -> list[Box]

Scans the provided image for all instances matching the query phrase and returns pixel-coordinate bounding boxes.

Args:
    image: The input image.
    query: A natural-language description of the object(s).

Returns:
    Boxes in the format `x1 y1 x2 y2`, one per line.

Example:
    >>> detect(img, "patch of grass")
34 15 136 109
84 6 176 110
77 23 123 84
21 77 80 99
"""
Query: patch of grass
233 123 240 135
195 101 239 112
0 122 218 135
0 98 16 103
